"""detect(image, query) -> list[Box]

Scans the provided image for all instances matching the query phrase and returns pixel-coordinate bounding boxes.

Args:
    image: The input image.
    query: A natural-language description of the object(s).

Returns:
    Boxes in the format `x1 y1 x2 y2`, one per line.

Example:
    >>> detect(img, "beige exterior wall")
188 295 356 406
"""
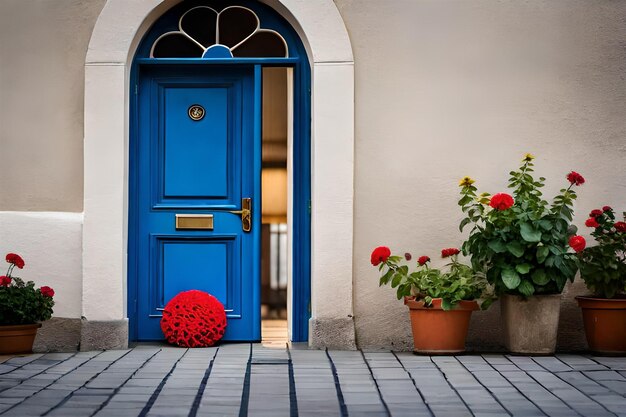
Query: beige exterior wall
337 0 626 349
1 0 626 350
0 0 105 212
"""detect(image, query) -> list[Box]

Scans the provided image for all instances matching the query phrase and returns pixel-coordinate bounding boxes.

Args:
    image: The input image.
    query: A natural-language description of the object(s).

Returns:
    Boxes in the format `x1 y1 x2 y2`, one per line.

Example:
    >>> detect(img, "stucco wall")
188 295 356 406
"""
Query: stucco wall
0 212 83 319
338 0 626 350
1 0 625 350
0 0 105 212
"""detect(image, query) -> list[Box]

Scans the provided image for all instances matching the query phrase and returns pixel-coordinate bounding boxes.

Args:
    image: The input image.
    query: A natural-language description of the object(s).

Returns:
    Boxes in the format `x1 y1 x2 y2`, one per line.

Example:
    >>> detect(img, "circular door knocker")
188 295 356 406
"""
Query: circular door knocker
188 104 205 121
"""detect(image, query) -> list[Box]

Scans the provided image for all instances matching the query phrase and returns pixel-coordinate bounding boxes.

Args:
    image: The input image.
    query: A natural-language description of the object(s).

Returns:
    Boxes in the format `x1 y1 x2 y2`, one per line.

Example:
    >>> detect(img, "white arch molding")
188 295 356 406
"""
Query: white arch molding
82 0 355 349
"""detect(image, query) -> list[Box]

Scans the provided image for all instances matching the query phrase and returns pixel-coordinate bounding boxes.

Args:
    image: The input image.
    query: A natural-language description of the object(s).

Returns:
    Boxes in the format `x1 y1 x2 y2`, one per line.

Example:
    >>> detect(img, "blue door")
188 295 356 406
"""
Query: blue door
134 65 261 341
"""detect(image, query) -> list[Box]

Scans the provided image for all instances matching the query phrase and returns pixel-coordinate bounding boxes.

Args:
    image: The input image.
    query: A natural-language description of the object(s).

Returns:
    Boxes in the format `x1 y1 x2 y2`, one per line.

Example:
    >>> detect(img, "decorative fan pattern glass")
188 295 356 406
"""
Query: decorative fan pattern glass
151 6 288 58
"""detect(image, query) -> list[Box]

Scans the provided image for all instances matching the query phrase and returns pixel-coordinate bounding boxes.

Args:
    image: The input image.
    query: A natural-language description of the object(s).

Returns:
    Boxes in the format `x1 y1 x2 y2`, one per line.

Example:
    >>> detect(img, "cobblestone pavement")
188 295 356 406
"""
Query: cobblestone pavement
1 345 626 417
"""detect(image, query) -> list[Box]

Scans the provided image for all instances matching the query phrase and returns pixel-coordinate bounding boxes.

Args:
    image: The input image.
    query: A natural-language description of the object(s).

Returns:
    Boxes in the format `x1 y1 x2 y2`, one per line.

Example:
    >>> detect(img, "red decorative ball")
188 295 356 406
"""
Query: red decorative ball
160 290 227 347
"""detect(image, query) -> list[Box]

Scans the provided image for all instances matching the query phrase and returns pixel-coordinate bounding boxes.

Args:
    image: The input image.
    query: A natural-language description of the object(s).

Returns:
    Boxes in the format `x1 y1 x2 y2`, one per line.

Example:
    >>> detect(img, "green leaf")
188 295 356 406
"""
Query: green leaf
479 298 494 311
515 263 531 274
441 299 453 311
502 269 521 290
520 223 542 242
459 217 472 232
488 239 507 253
458 195 473 206
379 268 394 286
531 269 550 285
506 241 525 258
396 285 408 300
548 245 563 255
556 259 574 277
517 280 536 297
536 246 550 263
391 273 403 288
538 220 553 231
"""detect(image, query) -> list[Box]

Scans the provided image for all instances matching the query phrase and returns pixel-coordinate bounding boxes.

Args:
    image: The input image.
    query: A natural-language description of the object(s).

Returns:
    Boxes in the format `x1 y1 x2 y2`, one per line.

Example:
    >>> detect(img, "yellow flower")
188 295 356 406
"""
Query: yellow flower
523 153 535 162
459 176 475 187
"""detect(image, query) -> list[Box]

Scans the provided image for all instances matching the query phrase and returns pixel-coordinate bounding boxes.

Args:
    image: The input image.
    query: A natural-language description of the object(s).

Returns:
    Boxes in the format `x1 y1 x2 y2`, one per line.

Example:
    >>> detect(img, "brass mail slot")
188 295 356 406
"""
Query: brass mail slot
175 214 214 230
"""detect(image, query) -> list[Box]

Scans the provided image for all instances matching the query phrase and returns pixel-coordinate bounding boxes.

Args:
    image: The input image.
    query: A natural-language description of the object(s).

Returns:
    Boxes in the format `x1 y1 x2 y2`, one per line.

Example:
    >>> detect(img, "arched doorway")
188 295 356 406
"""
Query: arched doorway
128 1 310 342
82 0 355 350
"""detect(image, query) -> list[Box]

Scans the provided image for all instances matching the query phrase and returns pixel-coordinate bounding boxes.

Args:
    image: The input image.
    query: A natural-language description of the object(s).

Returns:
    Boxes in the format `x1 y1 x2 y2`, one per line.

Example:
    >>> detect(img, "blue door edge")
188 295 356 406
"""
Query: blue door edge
291 59 312 342
251 65 263 341
128 59 311 343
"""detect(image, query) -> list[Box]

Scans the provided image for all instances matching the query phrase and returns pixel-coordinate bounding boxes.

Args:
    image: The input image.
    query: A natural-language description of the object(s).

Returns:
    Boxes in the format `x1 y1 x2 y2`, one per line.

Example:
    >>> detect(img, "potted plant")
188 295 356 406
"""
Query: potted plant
0 253 55 354
458 153 584 354
371 246 493 354
575 206 626 354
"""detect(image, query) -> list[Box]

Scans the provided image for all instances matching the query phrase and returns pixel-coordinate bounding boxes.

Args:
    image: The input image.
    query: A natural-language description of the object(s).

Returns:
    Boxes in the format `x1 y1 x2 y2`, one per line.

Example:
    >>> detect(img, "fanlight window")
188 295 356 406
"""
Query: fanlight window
151 6 288 58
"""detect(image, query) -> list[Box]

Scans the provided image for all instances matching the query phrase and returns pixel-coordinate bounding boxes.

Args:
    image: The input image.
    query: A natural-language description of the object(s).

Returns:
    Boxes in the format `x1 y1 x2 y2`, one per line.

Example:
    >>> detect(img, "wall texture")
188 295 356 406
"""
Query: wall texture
1 0 625 351
0 212 83 319
0 0 106 212
337 0 626 350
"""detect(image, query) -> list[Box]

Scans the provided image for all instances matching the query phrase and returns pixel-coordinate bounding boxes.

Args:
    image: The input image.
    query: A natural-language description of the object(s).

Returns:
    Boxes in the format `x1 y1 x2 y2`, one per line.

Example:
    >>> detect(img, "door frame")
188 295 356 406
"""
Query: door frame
84 0 355 349
128 58 311 342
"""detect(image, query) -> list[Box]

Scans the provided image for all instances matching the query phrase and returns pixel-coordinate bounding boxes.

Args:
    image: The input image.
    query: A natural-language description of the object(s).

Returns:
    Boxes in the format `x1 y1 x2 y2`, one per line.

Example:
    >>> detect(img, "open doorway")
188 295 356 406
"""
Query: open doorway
261 67 290 347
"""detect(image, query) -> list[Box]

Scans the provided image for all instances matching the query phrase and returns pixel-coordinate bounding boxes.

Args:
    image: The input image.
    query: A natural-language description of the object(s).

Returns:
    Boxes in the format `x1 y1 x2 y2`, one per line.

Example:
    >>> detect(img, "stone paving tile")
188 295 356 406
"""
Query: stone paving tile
327 350 388 416
556 355 608 372
528 370 614 416
531 357 573 373
505 355 546 372
1 348 626 416
247 345 291 417
197 344 248 417
290 349 341 417
591 357 626 371
147 348 216 417
499 369 583 416
396 353 472 416
0 351 103 416
584 370 626 382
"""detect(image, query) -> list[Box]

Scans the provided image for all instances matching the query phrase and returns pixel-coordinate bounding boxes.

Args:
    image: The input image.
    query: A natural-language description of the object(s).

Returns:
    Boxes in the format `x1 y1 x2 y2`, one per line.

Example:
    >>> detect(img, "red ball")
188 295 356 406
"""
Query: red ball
160 290 227 347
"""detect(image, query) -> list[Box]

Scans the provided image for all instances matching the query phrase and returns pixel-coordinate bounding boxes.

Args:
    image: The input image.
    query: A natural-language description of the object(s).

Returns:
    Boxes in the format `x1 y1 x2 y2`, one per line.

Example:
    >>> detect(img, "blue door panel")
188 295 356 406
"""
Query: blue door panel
162 240 229 305
163 87 229 198
135 66 260 341
152 77 243 210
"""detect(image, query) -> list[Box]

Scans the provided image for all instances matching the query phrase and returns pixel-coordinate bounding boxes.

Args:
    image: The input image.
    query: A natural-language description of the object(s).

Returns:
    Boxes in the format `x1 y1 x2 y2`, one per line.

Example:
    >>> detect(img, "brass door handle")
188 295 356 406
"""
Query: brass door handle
228 198 251 232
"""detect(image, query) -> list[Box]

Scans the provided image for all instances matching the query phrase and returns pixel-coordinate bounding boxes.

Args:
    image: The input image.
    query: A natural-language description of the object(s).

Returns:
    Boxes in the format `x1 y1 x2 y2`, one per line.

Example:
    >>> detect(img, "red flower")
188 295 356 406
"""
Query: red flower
566 171 585 186
585 218 600 228
0 276 11 286
569 235 586 253
160 290 227 348
371 246 391 266
5 253 25 269
417 256 430 266
40 286 55 298
489 193 514 211
589 209 603 218
404 253 412 261
603 206 612 212
615 222 626 233
441 248 460 258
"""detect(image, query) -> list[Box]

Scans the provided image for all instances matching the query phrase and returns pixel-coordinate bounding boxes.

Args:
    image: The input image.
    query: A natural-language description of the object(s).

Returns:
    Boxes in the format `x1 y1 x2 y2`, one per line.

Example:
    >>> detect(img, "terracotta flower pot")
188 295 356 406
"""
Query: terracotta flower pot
576 296 626 355
0 323 42 354
500 294 561 355
404 297 479 354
